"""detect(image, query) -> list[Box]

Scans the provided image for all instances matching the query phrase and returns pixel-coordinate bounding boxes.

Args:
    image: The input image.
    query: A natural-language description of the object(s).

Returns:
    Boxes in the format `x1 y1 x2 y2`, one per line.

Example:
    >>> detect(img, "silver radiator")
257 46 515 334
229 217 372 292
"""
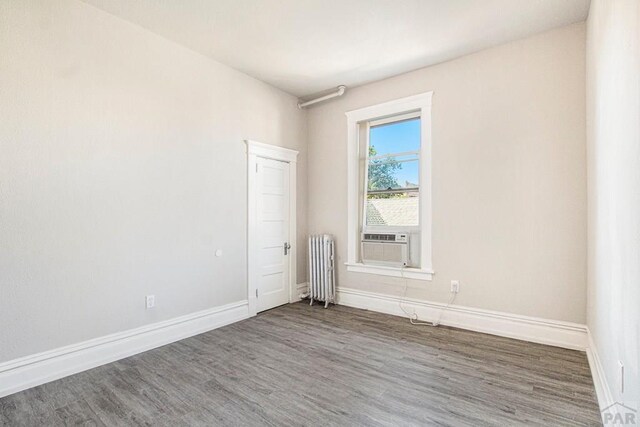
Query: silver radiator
308 234 336 308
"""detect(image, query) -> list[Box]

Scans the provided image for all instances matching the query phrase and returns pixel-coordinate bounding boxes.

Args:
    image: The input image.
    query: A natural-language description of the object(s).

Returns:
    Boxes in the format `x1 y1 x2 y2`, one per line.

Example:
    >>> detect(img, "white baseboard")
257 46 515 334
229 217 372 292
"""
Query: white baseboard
586 329 613 413
337 287 588 351
588 334 634 425
0 300 249 398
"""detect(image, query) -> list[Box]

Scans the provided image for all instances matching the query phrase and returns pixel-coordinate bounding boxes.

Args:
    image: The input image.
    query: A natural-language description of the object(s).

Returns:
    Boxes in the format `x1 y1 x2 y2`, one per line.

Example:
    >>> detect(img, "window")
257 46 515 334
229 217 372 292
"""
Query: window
345 92 433 280
365 114 420 229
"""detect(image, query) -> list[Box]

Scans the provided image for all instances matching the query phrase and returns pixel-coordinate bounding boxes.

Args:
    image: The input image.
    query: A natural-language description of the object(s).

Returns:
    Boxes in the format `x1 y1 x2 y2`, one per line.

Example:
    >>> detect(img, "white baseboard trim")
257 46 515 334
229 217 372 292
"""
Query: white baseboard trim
337 287 588 351
0 300 249 398
586 329 613 413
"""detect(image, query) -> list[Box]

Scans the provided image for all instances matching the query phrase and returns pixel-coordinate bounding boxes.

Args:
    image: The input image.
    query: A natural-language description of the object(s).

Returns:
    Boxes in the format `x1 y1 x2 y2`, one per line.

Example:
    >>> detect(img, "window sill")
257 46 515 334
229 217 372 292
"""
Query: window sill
345 263 434 281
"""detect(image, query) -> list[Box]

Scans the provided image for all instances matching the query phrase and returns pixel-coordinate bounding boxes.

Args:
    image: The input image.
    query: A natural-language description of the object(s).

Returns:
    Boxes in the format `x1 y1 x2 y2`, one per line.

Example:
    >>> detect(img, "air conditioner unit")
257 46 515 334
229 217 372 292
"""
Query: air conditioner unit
361 233 409 267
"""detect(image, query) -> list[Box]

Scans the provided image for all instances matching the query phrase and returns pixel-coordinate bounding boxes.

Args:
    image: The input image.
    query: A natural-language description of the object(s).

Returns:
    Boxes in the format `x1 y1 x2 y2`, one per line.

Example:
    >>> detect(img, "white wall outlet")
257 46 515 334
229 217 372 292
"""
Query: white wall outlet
145 295 155 309
215 249 223 257
450 280 460 293
619 360 625 394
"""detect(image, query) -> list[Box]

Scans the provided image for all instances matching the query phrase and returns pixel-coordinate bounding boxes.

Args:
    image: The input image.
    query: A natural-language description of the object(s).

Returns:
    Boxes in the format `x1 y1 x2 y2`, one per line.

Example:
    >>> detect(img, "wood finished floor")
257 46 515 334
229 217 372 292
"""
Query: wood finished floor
0 302 601 426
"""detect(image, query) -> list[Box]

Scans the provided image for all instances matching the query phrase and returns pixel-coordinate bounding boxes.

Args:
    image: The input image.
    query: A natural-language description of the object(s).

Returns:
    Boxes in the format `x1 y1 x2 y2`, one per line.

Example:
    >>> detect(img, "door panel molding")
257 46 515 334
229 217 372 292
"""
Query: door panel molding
246 140 298 316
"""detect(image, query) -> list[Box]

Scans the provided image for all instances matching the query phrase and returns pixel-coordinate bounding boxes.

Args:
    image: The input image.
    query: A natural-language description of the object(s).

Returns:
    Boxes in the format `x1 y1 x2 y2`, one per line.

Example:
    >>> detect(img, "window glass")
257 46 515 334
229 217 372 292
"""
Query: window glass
366 196 419 227
365 116 420 227
368 157 419 191
369 118 420 155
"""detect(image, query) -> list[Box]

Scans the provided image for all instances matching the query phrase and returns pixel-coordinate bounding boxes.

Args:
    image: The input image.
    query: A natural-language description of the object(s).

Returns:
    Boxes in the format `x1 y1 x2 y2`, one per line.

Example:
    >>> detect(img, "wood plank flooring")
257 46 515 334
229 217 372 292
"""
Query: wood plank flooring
0 302 602 426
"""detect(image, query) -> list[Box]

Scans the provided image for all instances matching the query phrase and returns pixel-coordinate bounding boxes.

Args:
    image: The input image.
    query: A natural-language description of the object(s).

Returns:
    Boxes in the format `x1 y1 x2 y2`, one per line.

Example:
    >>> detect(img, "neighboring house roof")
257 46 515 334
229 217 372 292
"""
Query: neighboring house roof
367 197 418 226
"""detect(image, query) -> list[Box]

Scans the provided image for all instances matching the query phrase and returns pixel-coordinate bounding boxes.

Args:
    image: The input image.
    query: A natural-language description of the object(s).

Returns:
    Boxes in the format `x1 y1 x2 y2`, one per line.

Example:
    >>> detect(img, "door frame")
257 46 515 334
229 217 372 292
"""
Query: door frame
246 140 298 317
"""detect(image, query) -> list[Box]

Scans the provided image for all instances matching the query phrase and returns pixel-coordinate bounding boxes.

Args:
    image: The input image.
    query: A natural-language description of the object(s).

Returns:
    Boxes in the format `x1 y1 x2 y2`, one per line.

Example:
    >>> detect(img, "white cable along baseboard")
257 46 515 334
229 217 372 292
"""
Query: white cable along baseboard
0 300 249 398
336 287 589 351
296 282 309 299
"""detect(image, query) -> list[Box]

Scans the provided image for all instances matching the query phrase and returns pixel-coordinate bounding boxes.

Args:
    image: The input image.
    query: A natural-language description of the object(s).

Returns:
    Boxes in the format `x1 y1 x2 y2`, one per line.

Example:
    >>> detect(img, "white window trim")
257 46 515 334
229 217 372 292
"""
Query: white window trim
345 92 433 280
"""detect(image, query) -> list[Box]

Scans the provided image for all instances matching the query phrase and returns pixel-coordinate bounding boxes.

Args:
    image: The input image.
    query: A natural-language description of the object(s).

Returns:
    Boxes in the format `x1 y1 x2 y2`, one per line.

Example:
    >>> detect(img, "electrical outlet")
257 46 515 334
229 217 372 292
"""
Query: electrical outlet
450 280 460 293
145 295 155 309
619 361 625 394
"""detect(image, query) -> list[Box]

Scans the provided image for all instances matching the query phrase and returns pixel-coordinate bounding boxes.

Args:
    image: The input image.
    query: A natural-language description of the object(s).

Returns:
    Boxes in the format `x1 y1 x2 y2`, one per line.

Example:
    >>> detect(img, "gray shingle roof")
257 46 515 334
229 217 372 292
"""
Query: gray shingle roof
366 197 418 226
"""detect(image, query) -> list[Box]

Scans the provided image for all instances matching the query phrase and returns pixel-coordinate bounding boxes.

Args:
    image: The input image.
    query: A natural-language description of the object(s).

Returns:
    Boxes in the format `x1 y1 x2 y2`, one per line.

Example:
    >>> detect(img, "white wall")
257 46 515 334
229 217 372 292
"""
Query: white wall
587 0 640 407
0 0 307 363
308 23 587 323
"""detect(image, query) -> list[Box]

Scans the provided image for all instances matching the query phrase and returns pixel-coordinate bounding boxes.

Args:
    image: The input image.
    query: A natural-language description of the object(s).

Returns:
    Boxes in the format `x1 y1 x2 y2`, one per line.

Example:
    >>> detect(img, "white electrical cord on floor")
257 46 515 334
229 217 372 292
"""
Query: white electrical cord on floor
398 266 457 327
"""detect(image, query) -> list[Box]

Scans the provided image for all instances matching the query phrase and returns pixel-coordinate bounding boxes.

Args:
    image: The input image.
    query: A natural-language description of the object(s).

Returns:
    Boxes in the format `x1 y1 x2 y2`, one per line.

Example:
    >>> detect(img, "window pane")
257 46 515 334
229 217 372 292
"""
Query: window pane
366 194 419 227
369 117 420 156
368 158 419 191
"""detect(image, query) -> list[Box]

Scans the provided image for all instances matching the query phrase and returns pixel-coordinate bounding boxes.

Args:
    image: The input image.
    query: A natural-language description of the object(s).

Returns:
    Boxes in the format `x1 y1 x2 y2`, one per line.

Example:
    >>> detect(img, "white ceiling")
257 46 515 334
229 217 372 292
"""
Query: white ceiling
81 0 590 97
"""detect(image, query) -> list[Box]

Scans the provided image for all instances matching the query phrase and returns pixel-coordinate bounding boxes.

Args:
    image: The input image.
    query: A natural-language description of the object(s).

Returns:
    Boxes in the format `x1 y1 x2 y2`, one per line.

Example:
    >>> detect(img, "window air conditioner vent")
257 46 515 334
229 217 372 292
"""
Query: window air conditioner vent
361 233 409 267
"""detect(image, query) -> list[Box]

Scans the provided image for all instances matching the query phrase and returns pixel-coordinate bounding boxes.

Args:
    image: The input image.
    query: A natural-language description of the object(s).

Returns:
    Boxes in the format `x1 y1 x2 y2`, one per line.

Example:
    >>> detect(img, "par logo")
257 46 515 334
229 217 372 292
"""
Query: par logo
602 403 637 425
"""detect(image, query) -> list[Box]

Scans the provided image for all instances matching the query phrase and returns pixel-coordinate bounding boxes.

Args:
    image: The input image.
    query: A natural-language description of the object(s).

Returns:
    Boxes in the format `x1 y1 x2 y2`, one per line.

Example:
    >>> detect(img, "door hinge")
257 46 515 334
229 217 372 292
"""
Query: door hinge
256 163 258 172
284 242 291 255
255 289 258 298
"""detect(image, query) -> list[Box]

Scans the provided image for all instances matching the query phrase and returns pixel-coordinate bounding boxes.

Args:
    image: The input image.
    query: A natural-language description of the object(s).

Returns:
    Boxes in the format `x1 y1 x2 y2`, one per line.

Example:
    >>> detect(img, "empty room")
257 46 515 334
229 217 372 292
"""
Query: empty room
1 0 638 425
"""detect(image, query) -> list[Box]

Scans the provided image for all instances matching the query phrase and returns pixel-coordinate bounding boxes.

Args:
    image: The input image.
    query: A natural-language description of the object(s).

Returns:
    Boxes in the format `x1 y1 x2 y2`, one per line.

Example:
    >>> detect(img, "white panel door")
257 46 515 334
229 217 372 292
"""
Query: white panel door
256 157 290 312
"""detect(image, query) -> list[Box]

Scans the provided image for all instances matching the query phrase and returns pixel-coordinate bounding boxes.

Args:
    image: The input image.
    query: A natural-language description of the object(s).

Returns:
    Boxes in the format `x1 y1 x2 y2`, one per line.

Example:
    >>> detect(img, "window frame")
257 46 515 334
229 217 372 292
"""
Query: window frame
345 92 433 280
363 111 421 233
